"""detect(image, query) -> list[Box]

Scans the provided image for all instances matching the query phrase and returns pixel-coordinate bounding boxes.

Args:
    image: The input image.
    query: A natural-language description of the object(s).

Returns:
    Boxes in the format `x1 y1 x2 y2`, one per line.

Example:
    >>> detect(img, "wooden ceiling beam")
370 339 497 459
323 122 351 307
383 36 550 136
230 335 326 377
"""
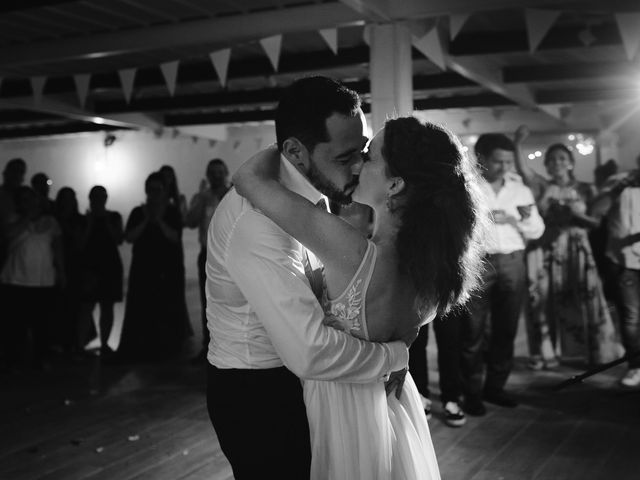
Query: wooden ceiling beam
390 0 640 18
449 23 621 56
0 94 164 130
0 0 79 15
91 74 474 114
0 121 125 139
337 0 392 22
0 3 365 68
503 61 640 83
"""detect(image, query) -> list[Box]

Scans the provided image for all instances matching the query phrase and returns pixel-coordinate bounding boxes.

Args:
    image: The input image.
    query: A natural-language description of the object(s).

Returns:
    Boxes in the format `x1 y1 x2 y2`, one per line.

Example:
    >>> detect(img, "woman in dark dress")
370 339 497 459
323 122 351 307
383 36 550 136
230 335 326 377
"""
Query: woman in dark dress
115 173 189 361
54 187 86 356
79 185 123 356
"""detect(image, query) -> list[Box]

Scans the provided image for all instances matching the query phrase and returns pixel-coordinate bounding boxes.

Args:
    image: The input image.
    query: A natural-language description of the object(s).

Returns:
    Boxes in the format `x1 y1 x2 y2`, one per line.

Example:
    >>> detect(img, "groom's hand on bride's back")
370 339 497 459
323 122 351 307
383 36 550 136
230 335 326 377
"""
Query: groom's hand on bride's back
384 327 419 400
385 368 407 400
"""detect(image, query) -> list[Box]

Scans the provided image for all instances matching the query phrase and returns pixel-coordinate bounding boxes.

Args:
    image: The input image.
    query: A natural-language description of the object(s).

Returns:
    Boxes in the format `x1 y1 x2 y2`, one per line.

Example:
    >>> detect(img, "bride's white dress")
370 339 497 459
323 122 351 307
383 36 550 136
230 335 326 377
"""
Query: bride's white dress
304 241 441 480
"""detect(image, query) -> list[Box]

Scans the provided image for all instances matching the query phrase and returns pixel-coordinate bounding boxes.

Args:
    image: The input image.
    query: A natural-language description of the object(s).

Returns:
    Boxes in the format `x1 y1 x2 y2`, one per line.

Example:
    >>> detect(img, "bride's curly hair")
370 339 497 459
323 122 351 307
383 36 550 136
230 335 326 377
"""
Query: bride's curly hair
382 117 488 317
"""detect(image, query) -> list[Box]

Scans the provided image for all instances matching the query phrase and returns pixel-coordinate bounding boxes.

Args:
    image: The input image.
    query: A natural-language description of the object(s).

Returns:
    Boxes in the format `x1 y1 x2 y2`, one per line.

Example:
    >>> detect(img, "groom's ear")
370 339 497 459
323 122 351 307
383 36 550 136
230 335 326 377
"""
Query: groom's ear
282 138 310 172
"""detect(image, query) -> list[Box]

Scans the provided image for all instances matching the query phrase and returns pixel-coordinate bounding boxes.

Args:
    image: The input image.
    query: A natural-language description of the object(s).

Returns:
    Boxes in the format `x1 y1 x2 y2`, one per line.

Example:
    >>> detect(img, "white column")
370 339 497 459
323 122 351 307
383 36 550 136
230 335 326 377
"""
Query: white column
597 131 619 167
368 23 413 133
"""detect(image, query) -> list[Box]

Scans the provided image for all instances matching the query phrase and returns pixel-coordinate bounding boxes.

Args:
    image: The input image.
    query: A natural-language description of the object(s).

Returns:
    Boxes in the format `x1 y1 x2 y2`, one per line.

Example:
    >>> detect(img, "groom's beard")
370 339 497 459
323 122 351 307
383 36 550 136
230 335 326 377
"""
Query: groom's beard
308 162 358 206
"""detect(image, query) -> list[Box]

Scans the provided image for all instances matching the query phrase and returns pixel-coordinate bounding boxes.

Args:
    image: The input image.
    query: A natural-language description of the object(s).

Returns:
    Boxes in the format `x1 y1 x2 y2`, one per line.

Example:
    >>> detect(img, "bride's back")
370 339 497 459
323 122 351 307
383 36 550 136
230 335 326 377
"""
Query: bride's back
324 241 430 343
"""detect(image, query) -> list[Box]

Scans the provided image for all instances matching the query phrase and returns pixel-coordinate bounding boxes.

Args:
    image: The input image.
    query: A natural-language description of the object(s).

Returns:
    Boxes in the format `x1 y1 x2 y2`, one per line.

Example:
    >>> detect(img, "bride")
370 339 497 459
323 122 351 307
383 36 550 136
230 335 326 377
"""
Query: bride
233 116 487 479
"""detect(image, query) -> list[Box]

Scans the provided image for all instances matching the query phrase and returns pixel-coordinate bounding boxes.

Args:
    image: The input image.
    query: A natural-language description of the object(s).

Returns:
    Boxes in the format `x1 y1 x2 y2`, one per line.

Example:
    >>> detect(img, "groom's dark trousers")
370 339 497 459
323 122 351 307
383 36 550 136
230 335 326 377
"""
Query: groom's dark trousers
207 363 311 479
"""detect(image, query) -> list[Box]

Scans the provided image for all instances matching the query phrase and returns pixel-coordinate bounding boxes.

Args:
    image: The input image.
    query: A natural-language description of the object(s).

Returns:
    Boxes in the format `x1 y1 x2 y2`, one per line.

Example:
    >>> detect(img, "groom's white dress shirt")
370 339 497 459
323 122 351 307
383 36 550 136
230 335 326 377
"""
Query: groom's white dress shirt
205 155 407 382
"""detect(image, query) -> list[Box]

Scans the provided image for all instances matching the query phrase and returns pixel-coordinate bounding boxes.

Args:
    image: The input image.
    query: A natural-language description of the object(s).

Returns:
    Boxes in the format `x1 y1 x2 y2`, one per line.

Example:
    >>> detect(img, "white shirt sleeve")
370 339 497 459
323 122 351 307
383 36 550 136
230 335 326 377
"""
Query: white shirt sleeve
517 186 545 241
225 209 408 383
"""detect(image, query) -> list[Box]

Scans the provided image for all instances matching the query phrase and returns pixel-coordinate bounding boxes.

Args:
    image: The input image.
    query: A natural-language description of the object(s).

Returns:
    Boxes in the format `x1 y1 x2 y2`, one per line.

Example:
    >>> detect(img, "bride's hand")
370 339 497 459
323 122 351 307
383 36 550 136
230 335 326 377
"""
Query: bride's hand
385 368 407 400
232 145 280 198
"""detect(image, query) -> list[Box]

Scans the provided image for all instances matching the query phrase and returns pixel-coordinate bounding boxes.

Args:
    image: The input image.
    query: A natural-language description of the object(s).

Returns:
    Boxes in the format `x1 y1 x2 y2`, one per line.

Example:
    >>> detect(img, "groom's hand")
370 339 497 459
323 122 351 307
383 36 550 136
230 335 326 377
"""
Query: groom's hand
385 368 407 400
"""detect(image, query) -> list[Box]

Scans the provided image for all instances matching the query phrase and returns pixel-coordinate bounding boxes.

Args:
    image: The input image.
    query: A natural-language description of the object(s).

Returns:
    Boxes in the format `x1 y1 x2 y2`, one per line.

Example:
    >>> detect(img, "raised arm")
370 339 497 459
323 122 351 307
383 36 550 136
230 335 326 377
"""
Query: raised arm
513 125 537 185
225 210 408 383
233 146 368 284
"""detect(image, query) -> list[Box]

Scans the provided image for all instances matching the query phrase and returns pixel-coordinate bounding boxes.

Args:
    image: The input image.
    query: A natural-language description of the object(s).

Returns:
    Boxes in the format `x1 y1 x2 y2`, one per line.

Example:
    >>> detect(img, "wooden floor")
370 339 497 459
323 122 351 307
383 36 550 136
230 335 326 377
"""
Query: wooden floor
3 279 640 479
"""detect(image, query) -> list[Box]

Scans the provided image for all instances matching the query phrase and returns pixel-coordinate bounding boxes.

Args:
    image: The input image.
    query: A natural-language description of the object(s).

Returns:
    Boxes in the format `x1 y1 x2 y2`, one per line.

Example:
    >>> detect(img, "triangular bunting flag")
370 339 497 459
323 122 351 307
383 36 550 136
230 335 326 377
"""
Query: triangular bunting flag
209 49 231 87
260 35 282 71
319 28 338 55
615 13 640 60
412 28 446 70
118 68 137 104
73 74 91 109
525 9 560 52
540 104 562 120
160 60 179 96
30 76 47 105
450 13 470 40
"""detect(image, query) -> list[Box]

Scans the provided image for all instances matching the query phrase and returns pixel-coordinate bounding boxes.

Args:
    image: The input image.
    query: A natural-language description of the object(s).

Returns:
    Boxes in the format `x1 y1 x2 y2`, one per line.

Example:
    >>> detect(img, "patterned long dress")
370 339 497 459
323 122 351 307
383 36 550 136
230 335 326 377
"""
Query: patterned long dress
526 174 619 366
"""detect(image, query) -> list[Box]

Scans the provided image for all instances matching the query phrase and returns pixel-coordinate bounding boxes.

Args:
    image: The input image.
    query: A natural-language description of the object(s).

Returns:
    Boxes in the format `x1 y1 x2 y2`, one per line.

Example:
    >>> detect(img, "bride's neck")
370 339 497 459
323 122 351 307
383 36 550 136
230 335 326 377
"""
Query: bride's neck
371 207 400 248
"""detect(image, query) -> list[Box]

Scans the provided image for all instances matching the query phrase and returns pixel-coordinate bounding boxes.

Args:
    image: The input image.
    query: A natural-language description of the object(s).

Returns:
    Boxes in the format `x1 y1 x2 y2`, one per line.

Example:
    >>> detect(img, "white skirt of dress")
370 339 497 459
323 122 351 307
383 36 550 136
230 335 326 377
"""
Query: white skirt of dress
304 372 441 480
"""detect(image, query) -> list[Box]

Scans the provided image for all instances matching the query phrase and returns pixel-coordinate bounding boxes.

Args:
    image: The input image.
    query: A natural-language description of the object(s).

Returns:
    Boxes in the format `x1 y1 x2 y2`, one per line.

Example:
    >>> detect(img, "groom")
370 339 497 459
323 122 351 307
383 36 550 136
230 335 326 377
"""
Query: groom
204 76 409 480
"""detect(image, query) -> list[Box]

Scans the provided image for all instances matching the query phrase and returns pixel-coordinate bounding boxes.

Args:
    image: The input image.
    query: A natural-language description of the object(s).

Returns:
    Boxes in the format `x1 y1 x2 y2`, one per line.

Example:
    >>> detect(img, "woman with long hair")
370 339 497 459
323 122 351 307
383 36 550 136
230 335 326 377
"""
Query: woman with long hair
233 116 487 479
514 127 619 368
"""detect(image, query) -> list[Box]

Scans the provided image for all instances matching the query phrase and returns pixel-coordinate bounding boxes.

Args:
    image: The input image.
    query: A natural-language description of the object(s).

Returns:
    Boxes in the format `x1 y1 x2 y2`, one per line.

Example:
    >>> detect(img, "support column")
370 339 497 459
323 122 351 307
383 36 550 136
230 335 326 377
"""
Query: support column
368 22 413 133
596 131 619 167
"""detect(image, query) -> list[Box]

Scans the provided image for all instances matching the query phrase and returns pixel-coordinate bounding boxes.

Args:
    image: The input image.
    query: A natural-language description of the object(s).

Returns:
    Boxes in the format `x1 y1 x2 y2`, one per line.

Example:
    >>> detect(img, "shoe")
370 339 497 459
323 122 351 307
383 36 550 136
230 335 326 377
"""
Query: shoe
620 368 640 387
544 357 559 370
100 345 115 357
483 389 518 408
443 401 467 427
420 395 432 420
527 356 544 371
462 396 486 416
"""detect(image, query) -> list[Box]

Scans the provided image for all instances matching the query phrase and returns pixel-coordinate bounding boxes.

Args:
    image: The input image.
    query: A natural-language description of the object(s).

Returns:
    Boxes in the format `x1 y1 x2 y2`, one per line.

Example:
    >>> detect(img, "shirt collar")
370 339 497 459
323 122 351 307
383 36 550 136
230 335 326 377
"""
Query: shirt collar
279 154 327 206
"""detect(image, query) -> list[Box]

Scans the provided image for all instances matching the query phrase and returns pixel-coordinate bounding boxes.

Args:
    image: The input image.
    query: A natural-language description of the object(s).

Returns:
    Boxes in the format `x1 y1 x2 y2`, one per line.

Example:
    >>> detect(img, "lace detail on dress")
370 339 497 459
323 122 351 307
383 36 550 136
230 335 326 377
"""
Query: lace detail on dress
322 241 377 339
327 279 363 333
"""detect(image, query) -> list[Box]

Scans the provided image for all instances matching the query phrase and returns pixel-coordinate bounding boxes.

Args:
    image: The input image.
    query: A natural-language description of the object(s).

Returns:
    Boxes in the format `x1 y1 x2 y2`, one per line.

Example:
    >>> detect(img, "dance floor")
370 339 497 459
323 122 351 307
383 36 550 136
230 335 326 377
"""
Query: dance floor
2 263 640 479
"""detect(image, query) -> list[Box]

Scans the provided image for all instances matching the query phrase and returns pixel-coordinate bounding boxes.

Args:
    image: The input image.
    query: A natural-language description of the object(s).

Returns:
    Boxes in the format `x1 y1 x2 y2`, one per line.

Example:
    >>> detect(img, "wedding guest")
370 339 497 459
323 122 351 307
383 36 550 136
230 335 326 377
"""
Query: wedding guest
0 158 26 269
31 172 55 214
514 127 619 368
79 186 124 356
592 154 640 387
54 187 86 357
114 173 189 362
159 165 187 219
409 310 467 427
461 133 544 415
590 159 619 300
0 186 64 369
184 159 230 362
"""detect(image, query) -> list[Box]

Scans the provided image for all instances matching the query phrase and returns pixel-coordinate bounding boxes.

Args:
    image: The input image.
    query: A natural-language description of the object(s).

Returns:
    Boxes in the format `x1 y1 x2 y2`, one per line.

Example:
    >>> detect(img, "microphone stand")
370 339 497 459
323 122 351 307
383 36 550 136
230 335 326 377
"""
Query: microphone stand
553 351 640 391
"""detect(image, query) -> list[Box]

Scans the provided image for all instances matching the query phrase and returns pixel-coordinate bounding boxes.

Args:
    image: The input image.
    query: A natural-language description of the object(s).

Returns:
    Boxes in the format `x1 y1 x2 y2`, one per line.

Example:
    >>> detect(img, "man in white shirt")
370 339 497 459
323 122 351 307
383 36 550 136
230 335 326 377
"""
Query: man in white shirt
461 133 545 416
205 77 409 480
592 156 640 387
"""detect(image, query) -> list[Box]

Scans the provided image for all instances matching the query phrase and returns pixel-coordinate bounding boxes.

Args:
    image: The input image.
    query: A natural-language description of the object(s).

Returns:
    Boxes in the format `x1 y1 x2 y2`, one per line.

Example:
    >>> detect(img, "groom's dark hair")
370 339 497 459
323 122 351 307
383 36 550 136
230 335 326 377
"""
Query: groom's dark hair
275 76 361 153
